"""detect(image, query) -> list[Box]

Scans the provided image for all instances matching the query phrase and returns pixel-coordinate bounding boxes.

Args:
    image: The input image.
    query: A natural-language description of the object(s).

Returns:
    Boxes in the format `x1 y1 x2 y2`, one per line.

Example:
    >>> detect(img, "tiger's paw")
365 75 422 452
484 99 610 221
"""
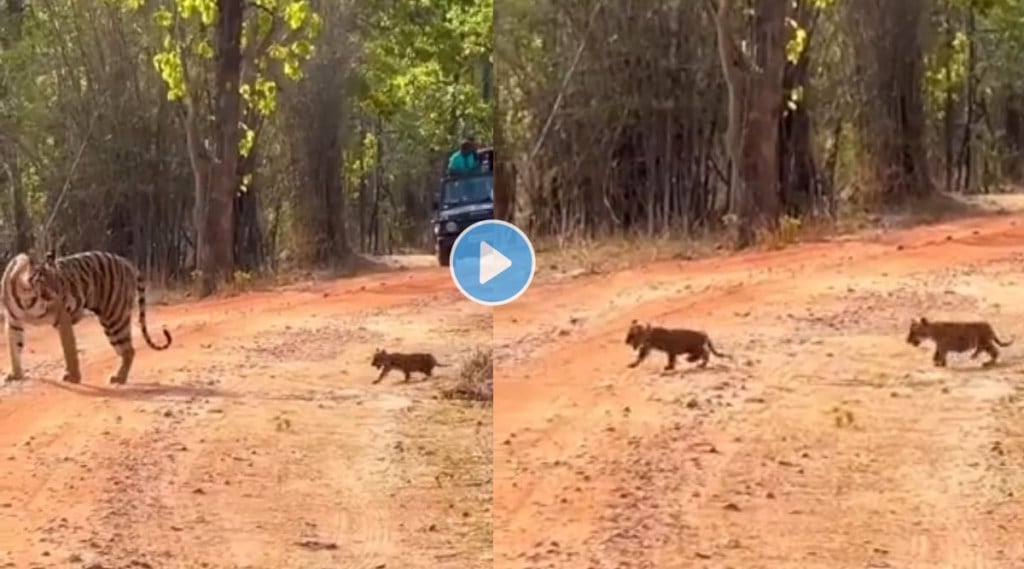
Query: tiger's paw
108 375 127 385
4 372 24 383
62 371 82 384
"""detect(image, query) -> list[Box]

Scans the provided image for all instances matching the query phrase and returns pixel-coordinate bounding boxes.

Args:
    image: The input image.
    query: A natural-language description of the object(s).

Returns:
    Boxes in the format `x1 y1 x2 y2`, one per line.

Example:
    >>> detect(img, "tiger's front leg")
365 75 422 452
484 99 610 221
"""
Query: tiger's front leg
5 315 26 382
54 305 82 384
628 345 651 368
372 366 390 385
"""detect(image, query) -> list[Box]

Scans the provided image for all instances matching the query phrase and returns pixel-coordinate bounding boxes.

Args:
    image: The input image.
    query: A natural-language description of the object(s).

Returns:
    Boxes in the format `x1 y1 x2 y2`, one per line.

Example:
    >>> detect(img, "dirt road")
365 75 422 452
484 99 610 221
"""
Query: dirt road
495 213 1024 568
0 264 492 569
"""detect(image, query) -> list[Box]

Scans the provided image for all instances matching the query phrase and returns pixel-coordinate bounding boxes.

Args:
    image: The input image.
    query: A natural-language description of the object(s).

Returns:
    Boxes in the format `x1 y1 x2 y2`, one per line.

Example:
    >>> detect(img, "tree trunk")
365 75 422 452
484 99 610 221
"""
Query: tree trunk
5 156 31 253
292 59 349 264
778 1 823 216
234 186 264 271
713 0 788 248
1005 89 1024 183
849 0 933 202
200 0 244 295
493 63 514 222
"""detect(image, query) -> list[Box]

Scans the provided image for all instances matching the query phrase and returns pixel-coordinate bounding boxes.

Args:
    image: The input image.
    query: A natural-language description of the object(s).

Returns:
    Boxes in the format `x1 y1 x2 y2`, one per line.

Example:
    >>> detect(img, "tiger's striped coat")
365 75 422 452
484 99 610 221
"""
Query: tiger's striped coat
1 251 172 384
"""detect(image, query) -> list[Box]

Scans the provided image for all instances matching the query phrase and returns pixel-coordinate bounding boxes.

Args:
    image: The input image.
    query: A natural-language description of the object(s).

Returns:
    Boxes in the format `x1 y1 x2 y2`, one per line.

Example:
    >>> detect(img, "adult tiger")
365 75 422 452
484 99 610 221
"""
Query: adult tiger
1 250 172 384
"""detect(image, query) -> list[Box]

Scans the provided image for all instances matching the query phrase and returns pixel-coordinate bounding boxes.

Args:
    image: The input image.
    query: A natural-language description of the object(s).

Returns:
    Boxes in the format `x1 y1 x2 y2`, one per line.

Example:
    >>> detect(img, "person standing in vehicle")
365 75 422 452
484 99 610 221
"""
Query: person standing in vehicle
447 136 480 175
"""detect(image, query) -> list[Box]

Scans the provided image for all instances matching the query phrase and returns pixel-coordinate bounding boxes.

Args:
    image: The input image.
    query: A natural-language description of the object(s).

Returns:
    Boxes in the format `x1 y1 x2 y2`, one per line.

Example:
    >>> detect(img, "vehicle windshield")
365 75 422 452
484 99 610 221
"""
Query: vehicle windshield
441 175 493 206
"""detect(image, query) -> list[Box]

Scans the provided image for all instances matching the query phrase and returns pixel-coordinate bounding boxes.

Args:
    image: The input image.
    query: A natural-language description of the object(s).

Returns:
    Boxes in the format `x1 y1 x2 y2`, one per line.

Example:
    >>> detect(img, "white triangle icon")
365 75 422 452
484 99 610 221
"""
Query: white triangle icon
479 241 512 284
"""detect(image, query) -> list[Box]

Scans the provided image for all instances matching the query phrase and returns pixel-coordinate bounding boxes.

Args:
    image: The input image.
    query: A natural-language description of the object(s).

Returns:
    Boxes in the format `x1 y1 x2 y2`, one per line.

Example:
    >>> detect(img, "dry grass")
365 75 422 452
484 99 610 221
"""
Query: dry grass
441 346 493 404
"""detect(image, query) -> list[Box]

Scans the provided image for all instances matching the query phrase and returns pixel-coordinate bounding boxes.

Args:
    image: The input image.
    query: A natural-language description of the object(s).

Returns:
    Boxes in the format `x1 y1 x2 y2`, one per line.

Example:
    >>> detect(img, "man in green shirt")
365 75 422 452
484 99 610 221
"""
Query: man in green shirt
447 136 480 175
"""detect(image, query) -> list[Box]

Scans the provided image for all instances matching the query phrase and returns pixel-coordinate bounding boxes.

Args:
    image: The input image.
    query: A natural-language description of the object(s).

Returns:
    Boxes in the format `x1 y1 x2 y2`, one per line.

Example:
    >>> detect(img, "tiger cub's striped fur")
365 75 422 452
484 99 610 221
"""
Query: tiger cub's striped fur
1 251 172 384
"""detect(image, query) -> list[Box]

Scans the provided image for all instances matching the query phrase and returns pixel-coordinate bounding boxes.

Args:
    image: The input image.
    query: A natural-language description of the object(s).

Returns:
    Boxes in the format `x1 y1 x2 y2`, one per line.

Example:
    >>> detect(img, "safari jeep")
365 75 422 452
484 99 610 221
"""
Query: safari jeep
432 146 494 266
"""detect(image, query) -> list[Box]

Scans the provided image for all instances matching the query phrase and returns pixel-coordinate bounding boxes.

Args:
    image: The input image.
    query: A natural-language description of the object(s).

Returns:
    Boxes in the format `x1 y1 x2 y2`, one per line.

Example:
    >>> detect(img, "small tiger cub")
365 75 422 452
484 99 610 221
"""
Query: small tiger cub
370 348 449 384
906 317 1014 368
624 320 731 371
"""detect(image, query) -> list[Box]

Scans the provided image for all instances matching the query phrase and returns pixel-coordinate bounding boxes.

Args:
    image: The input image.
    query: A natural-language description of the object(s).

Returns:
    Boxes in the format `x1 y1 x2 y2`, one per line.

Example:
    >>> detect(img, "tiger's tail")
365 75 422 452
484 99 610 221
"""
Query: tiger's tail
136 272 172 350
706 338 732 359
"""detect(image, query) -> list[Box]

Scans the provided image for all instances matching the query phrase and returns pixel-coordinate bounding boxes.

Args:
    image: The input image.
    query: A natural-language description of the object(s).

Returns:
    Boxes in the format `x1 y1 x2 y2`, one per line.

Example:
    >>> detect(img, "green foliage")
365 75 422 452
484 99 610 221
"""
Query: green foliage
346 0 494 190
783 1 836 112
925 31 969 110
113 0 321 159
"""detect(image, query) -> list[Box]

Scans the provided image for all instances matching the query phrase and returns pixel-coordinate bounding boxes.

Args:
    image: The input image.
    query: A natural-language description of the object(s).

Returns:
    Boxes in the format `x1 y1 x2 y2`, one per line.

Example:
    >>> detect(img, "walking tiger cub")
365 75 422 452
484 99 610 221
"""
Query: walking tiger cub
1 250 172 384
370 349 448 384
906 317 1013 368
624 320 731 371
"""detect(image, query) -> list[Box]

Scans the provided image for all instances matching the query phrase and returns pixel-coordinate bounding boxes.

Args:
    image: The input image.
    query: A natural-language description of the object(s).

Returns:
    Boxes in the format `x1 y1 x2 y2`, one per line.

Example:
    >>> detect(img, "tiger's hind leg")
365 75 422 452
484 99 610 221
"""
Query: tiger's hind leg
664 352 678 371
696 348 710 368
5 315 26 382
101 314 135 385
981 342 999 368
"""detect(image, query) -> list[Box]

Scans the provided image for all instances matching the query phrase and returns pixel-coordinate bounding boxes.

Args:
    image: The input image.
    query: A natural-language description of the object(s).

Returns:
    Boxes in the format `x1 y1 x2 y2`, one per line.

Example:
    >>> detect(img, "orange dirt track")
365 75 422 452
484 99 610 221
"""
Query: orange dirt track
495 213 1024 568
0 267 492 568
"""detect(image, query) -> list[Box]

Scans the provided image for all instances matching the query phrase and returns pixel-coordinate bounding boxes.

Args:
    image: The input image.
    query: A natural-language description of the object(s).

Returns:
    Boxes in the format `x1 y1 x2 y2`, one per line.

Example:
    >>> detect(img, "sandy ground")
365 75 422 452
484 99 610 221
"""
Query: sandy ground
495 212 1024 568
0 264 492 569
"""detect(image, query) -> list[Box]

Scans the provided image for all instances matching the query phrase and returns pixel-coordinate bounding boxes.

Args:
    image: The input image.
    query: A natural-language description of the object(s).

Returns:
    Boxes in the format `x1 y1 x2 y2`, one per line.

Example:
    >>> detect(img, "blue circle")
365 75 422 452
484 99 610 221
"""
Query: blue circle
450 220 536 306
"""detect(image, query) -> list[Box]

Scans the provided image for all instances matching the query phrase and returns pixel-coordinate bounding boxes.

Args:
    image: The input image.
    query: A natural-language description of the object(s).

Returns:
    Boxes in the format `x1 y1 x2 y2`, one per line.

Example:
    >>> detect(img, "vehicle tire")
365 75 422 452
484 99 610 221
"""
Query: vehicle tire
438 242 452 266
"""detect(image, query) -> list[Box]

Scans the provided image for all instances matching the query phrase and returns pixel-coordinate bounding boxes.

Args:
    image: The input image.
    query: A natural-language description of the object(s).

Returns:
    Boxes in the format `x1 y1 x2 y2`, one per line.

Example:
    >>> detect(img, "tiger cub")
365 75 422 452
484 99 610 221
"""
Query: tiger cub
906 317 1014 368
370 348 449 384
624 320 731 371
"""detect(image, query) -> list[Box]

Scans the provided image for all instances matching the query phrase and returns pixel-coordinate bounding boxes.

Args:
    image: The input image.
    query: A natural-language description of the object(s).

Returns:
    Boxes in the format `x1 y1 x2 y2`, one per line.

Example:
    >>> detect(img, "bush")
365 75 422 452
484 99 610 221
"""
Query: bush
441 346 493 404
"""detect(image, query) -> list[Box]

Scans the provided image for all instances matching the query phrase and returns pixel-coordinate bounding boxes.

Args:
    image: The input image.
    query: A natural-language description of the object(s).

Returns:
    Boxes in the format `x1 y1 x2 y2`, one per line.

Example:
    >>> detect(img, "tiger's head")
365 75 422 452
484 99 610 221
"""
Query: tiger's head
624 320 651 349
906 317 933 347
371 348 389 369
27 250 62 302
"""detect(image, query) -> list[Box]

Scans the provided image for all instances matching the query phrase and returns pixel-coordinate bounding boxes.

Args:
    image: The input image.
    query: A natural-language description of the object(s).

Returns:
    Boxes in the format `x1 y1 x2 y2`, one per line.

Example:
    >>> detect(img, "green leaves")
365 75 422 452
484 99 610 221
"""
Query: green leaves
152 50 186 101
343 0 493 188
124 0 321 160
282 0 310 30
785 18 808 64
179 0 216 26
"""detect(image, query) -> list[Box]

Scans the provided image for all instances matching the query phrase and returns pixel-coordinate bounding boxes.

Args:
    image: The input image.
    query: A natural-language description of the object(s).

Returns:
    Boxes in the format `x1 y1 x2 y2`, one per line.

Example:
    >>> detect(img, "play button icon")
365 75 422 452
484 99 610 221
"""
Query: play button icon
450 220 536 306
479 242 512 284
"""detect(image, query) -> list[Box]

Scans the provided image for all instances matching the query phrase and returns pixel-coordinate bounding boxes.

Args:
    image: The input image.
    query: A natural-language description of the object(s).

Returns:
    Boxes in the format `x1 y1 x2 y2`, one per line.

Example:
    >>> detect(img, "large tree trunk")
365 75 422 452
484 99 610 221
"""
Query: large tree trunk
713 0 788 248
197 0 244 295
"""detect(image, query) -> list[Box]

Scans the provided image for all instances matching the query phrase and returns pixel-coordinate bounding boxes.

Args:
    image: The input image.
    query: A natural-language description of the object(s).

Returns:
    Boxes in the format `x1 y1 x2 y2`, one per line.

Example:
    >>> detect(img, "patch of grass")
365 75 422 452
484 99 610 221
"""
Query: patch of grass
441 346 493 404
